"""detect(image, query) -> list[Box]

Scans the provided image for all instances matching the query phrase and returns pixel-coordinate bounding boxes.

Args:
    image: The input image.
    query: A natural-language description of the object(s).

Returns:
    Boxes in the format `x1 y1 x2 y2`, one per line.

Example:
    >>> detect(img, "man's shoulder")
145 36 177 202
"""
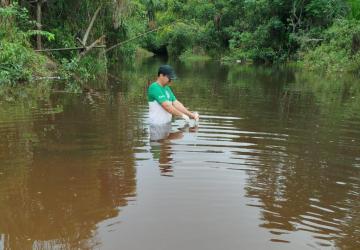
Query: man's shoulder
164 85 173 92
148 82 165 100
149 82 160 89
148 82 162 93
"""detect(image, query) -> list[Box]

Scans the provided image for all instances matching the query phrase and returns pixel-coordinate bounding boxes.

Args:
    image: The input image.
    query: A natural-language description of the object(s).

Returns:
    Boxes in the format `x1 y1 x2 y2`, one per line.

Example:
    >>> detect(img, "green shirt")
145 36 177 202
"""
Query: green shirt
147 82 176 104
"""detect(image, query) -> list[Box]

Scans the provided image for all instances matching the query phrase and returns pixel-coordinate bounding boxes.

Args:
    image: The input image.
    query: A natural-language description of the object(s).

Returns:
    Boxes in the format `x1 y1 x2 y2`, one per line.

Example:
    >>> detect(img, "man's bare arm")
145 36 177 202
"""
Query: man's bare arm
173 100 199 120
161 101 185 117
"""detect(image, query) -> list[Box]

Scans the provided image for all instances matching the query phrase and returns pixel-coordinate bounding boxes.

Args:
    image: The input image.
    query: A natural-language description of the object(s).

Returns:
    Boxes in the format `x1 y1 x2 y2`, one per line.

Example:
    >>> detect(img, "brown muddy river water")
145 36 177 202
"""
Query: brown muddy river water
0 59 359 249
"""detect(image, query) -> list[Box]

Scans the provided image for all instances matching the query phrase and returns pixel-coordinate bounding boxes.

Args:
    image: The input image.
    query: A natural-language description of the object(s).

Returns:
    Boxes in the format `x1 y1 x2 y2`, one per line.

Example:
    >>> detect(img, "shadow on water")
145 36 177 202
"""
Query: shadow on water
149 122 199 177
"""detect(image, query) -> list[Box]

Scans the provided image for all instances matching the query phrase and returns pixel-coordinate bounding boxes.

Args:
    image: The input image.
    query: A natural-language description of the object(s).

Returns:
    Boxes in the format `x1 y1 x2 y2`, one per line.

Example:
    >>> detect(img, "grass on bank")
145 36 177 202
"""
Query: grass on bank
300 19 360 74
179 48 211 62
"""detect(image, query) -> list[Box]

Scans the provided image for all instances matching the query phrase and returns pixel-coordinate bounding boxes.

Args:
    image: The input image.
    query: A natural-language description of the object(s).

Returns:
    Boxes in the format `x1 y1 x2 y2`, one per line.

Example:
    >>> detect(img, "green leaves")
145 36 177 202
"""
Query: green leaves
302 19 360 73
0 41 39 84
2 0 360 86
25 30 55 41
0 3 51 84
306 0 348 26
348 0 360 20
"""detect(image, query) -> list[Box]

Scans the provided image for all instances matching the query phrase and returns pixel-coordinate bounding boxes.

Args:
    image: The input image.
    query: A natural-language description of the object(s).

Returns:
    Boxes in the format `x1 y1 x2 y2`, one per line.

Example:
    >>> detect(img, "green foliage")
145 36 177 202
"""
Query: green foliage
139 0 353 66
0 2 54 42
179 48 211 62
222 0 349 63
226 17 288 63
0 41 37 84
1 1 150 86
348 0 360 20
2 0 360 87
301 19 360 73
162 22 199 57
305 0 348 26
58 53 107 93
0 3 51 84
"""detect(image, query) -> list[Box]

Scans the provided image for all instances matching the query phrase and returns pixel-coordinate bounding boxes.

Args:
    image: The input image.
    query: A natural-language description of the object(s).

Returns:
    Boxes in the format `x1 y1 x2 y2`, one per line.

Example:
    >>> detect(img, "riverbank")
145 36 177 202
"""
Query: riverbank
1 1 360 91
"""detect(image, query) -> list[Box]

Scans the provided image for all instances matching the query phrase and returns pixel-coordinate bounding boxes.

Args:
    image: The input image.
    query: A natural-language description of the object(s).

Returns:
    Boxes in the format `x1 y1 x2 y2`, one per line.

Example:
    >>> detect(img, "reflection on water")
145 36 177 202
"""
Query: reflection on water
0 59 360 249
149 123 198 177
0 93 143 249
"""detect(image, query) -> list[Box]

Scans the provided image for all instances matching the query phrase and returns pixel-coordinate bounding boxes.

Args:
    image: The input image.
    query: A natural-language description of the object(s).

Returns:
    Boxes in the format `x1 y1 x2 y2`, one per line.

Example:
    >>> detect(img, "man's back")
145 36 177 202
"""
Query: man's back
148 82 176 125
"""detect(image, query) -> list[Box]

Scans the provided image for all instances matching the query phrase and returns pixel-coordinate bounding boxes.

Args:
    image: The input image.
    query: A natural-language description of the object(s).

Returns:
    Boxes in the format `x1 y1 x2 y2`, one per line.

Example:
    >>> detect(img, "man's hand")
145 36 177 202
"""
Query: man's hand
181 114 190 123
192 112 199 121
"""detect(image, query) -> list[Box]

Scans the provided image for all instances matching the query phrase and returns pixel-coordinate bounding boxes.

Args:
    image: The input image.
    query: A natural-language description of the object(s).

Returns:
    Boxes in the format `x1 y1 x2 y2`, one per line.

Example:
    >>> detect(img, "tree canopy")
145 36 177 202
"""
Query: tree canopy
1 0 360 85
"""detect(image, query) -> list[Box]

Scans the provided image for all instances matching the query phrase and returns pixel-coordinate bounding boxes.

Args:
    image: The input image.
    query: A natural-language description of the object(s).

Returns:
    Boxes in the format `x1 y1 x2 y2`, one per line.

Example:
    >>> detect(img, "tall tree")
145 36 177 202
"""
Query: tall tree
36 0 43 50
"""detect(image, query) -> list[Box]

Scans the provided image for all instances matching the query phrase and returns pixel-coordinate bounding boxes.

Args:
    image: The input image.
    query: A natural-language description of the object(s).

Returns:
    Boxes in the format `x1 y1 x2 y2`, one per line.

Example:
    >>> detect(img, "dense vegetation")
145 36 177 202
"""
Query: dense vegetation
0 0 147 87
1 0 360 86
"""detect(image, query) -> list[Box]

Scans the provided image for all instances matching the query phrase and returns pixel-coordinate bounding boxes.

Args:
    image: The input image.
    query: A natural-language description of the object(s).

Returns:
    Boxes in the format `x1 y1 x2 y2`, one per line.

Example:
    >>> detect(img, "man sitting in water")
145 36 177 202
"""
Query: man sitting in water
147 64 199 125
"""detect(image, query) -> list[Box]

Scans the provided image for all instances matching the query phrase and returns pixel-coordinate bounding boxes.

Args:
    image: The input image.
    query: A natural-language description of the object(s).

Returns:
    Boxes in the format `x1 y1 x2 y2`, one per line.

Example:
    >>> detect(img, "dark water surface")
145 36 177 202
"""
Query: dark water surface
0 59 359 249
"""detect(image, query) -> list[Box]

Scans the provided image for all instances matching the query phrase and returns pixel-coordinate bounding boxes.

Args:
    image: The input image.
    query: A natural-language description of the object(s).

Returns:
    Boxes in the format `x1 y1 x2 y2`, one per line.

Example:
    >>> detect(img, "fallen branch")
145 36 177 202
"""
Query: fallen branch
36 6 104 54
35 46 106 52
79 35 105 58
77 37 85 46
82 5 102 46
34 76 62 80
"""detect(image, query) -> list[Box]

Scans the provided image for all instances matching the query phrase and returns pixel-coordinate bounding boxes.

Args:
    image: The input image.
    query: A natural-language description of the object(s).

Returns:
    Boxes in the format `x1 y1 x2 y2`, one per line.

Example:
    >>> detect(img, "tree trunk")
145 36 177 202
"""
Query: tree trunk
0 0 11 7
36 0 42 50
82 5 102 46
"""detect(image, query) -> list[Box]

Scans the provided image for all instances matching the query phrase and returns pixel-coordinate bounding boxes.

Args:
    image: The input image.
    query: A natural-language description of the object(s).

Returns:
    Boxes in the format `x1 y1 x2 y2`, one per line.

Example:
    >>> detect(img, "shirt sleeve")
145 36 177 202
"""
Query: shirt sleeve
167 87 177 102
149 84 168 104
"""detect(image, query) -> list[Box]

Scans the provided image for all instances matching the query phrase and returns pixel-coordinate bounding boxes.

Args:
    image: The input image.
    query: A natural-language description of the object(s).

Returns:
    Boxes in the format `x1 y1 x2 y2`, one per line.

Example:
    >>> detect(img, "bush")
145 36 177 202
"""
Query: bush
348 0 360 20
165 22 198 57
179 47 210 62
301 19 360 73
0 3 52 84
0 41 42 84
147 20 200 57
